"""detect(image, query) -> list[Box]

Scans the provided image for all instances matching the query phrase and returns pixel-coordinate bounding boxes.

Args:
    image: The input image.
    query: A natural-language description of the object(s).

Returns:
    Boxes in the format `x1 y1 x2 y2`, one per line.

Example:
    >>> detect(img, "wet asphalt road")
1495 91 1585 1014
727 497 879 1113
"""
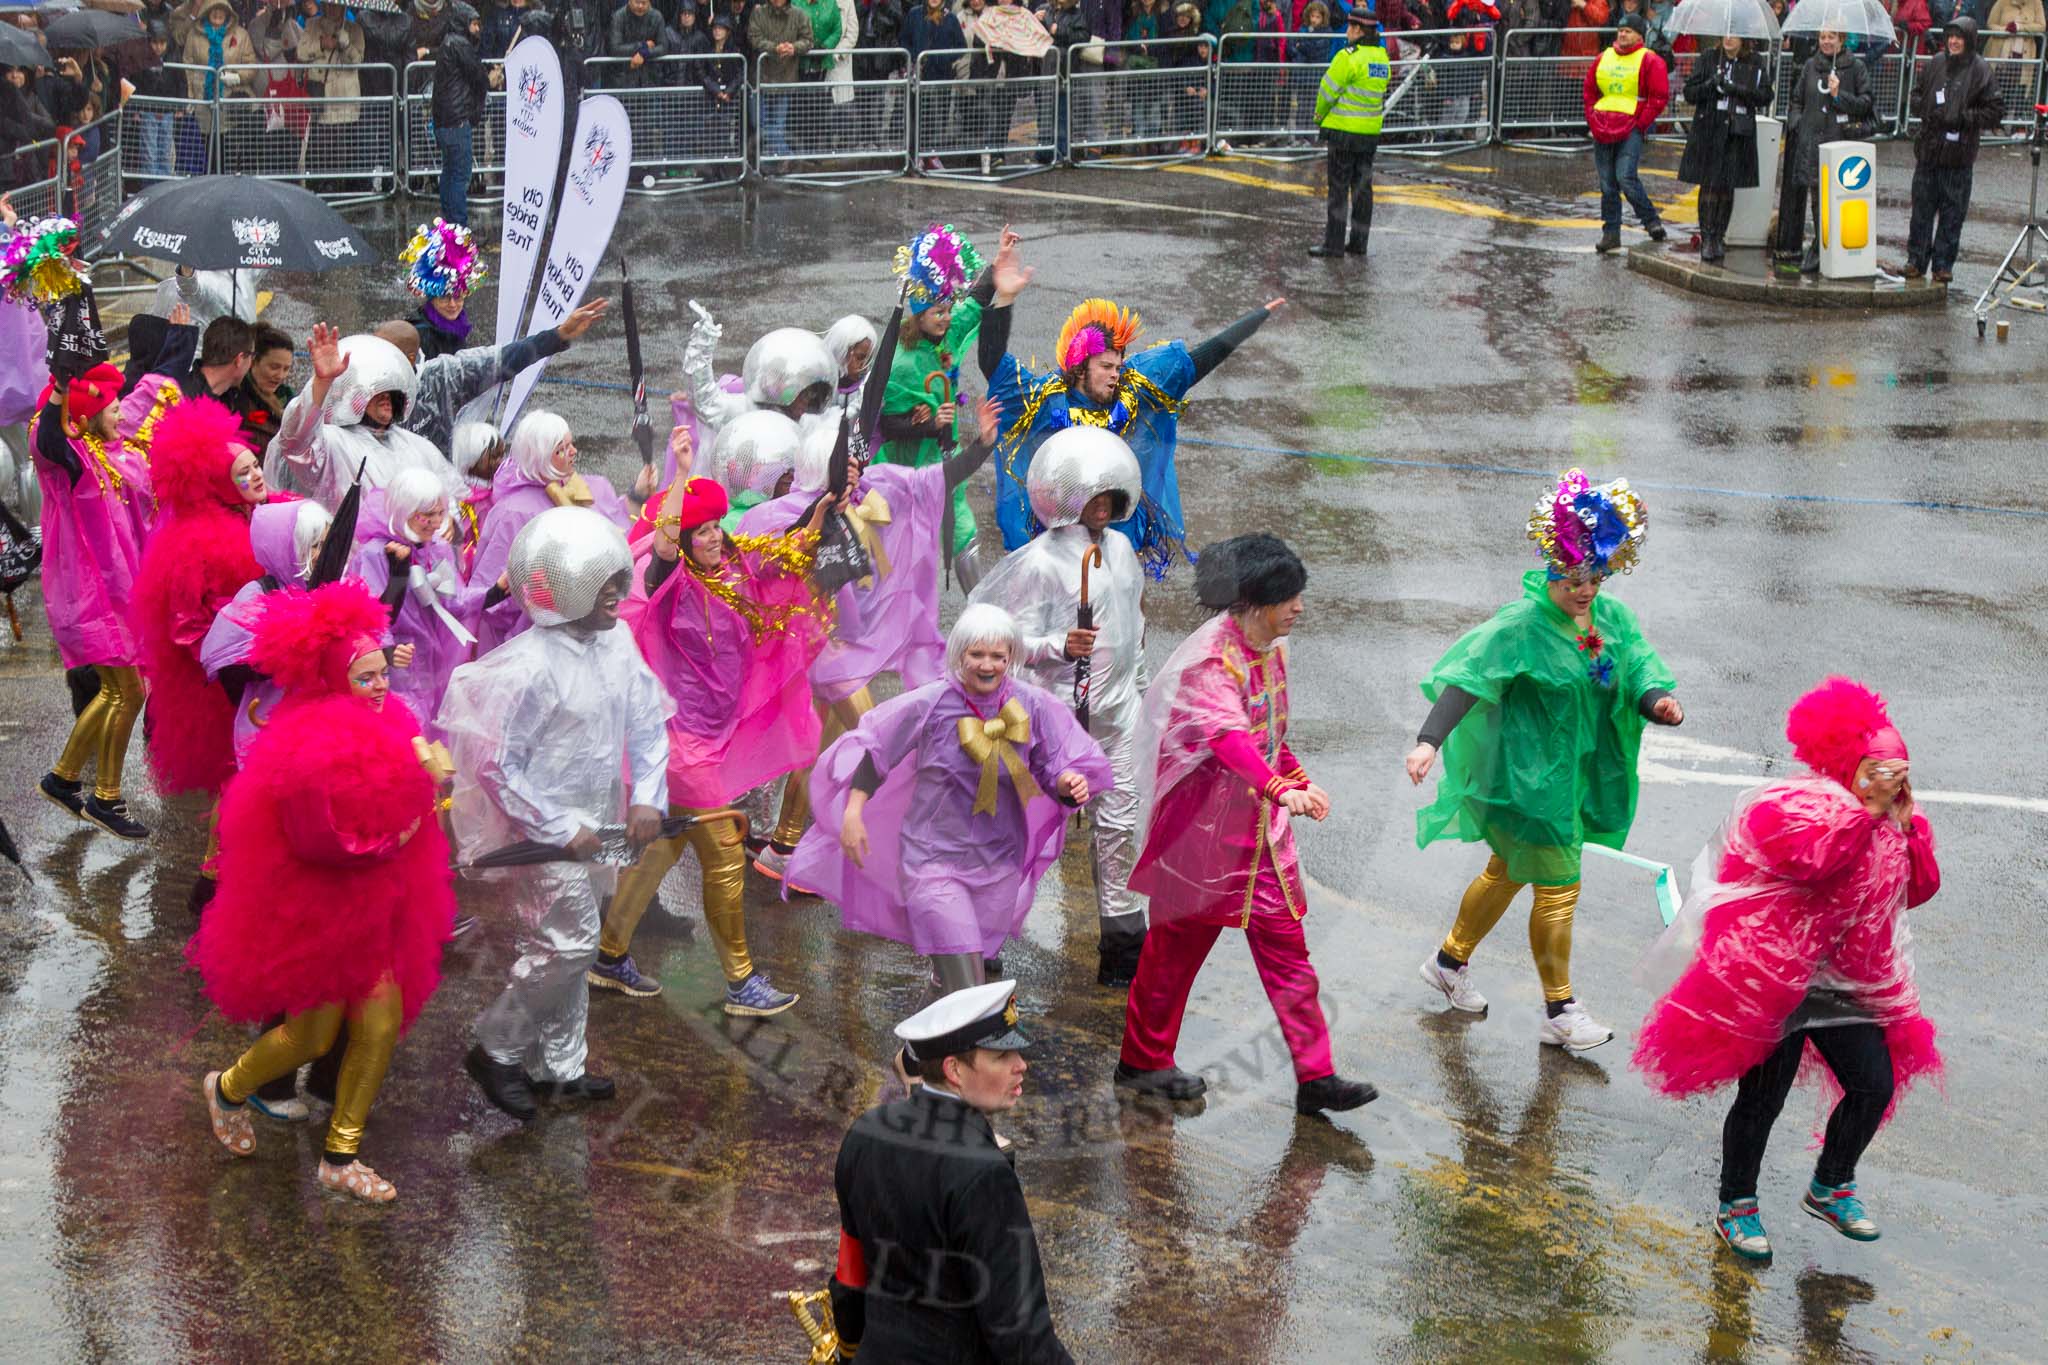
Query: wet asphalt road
3 142 2047 1362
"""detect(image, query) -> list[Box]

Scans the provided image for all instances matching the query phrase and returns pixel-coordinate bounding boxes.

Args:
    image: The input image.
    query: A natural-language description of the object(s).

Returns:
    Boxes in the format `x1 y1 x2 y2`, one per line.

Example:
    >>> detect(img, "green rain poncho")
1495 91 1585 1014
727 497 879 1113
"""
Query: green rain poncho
879 298 980 557
1416 570 1676 886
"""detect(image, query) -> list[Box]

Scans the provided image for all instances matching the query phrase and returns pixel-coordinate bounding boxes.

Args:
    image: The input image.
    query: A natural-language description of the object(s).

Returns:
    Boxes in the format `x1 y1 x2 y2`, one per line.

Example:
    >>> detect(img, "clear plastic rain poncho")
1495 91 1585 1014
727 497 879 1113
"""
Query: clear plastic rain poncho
268 333 463 508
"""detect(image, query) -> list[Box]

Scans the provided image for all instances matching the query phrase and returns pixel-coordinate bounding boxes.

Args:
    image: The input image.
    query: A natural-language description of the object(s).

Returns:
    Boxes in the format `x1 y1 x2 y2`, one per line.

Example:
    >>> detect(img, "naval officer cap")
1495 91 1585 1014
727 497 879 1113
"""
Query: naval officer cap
894 980 1032 1064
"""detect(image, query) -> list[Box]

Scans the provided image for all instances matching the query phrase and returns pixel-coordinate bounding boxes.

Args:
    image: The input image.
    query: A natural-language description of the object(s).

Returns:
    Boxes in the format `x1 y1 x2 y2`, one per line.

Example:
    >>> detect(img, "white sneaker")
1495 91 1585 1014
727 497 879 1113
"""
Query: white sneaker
1538 1001 1615 1051
1419 953 1489 1014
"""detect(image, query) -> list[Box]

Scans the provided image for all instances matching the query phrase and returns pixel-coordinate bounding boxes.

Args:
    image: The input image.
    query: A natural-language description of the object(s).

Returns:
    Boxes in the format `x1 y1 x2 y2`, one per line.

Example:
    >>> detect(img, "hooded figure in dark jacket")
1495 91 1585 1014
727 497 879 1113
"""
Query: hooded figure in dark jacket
1905 15 2005 281
1678 35 1772 263
1781 29 1873 272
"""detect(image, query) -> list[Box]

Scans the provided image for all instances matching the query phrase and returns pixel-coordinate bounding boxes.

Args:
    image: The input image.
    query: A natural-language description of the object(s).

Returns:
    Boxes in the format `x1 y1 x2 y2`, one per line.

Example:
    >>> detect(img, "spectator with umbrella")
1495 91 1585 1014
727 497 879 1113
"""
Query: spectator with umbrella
1783 24 1873 271
1678 30 1772 263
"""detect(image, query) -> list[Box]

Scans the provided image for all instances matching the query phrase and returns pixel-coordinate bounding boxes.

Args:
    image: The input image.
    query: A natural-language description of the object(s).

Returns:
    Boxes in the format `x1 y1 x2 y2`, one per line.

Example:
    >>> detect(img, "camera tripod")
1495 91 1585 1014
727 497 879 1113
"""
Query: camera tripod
1973 103 2048 336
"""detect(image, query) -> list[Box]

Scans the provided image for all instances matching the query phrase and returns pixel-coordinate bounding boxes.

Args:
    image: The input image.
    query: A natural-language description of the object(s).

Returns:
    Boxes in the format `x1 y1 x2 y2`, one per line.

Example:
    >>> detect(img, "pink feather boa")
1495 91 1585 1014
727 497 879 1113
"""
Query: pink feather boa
187 693 454 1031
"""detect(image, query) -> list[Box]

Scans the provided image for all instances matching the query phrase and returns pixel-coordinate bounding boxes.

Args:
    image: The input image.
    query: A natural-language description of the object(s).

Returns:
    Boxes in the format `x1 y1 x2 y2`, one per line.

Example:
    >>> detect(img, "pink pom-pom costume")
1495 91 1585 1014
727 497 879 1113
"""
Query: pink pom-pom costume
189 582 455 1202
1634 677 1941 1234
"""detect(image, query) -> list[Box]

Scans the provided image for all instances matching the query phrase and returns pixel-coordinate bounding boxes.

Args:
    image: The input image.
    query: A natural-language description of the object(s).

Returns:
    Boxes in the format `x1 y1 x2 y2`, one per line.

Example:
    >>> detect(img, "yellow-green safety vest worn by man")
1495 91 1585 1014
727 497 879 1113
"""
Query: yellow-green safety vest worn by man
1310 12 1388 258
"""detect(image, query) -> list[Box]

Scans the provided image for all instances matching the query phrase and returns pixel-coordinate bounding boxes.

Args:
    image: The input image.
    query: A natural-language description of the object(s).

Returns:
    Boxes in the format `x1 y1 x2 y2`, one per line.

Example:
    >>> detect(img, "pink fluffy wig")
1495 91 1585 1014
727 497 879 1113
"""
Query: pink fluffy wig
251 583 392 698
149 395 248 515
1786 676 1907 790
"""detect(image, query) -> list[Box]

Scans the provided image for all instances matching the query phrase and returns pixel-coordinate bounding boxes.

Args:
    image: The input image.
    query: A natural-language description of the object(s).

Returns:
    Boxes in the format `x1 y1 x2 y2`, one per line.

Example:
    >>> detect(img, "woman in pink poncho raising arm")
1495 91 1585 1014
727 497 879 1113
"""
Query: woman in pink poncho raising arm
1634 677 1942 1265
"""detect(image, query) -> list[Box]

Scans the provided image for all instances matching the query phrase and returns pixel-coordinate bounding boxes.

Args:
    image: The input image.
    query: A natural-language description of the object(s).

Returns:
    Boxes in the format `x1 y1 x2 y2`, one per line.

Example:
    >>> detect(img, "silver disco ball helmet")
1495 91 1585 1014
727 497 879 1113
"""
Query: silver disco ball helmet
741 328 836 410
1026 427 1142 530
506 505 632 627
324 334 419 427
711 409 803 497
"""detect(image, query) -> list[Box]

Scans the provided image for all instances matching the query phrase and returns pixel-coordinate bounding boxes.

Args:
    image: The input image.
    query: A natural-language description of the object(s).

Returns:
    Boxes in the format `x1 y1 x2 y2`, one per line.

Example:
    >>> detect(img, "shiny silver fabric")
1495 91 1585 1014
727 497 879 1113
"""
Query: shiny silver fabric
1025 427 1143 531
790 415 839 496
323 334 418 429
506 505 632 628
474 864 608 1081
741 327 835 410
708 409 803 498
1088 722 1144 928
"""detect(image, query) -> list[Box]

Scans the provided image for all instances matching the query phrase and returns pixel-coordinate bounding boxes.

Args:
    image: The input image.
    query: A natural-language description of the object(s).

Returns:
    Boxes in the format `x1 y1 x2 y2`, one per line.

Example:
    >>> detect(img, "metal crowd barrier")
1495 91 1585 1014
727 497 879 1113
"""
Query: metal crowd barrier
1903 39 2046 144
584 54 749 191
117 65 217 187
1380 28 1495 156
403 61 508 198
237 63 399 204
1068 36 1215 166
5 139 65 222
67 109 125 256
911 46 1059 180
1213 32 1323 161
754 49 910 185
1770 47 1911 138
1496 28 1602 150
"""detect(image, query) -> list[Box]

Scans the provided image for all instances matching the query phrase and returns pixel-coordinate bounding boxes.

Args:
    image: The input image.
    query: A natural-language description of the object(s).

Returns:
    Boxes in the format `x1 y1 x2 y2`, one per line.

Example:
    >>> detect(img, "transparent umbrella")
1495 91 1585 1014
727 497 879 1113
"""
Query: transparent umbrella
1779 0 1896 43
1668 0 1782 41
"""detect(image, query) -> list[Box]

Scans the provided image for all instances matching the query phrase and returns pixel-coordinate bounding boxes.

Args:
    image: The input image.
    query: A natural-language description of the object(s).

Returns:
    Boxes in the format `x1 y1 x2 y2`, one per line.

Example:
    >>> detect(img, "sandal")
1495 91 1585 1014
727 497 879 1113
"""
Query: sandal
318 1159 397 1204
202 1071 256 1157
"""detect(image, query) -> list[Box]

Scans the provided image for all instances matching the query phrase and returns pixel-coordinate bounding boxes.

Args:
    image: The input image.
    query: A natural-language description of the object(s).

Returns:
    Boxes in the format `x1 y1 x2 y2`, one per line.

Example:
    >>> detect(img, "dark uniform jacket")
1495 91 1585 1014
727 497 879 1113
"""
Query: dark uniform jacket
833 1089 1073 1365
1912 19 2006 168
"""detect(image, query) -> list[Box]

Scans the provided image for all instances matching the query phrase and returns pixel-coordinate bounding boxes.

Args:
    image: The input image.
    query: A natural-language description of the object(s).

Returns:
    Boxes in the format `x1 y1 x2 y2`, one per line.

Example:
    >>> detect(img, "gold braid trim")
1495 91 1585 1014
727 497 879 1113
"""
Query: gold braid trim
128 381 181 465
684 528 830 644
456 498 481 550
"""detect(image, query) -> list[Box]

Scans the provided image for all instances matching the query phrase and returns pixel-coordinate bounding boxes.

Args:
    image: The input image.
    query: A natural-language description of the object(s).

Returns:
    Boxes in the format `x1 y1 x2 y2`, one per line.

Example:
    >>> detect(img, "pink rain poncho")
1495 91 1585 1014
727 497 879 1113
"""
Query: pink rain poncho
736 460 947 704
29 404 151 670
351 479 488 742
786 676 1112 957
1633 777 1943 1125
1130 613 1309 928
632 531 832 809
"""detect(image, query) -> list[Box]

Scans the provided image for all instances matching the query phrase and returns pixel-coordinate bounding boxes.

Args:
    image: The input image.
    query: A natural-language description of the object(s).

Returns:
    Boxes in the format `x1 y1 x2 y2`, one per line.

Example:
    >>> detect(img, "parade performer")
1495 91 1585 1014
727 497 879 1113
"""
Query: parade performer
444 507 672 1123
824 313 878 402
789 604 1109 997
588 472 834 1013
978 244 1282 575
132 397 284 911
401 218 489 363
351 467 484 740
378 296 610 460
672 306 838 487
1407 469 1683 1051
738 401 1000 879
1115 534 1375 1116
194 581 456 1204
875 222 998 590
269 324 461 507
450 419 506 576
472 412 634 654
29 361 154 840
826 979 1075 1363
1634 678 1941 1262
683 409 804 535
198 499 336 770
969 427 1150 987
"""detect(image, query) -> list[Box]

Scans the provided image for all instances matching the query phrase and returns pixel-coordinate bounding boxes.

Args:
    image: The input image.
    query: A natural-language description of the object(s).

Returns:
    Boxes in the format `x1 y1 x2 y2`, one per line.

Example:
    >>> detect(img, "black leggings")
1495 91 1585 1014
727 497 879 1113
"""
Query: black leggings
1719 1022 1894 1204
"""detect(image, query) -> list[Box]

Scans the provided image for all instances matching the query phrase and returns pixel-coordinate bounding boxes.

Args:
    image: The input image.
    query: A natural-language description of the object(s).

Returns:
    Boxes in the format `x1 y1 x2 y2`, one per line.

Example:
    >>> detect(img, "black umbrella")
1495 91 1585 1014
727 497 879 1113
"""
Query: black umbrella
0 810 27 883
0 24 48 66
464 811 747 869
98 176 373 273
308 458 369 587
619 260 653 468
41 7 140 48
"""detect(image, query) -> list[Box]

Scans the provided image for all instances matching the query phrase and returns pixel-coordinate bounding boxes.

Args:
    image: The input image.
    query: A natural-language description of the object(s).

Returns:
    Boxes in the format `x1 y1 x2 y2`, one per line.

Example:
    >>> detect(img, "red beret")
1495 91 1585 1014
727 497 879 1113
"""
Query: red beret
39 361 126 426
677 476 729 531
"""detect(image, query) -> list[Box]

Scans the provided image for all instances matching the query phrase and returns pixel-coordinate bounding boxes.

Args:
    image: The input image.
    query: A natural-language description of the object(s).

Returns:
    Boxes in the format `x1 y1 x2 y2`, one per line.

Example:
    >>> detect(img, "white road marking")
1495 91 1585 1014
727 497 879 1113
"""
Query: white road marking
1639 733 2048 815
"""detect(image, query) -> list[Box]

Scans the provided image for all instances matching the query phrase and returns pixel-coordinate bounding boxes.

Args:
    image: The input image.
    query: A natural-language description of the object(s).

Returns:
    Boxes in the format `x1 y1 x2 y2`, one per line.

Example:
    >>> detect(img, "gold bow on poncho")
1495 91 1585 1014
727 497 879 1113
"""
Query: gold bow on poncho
956 699 1042 816
845 489 893 585
546 473 595 508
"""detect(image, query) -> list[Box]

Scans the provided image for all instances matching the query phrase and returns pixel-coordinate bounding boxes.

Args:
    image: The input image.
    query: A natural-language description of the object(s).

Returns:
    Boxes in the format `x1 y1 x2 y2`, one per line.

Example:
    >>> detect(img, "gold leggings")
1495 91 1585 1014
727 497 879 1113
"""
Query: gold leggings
769 687 875 848
1440 854 1583 1003
51 665 143 801
219 977 402 1160
603 804 754 983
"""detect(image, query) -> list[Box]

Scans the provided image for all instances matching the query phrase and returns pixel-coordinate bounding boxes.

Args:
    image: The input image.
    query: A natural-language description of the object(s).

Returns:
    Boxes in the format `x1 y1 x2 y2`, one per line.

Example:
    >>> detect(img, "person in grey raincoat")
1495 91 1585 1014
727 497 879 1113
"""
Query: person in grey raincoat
444 506 672 1121
382 296 611 462
1781 28 1873 272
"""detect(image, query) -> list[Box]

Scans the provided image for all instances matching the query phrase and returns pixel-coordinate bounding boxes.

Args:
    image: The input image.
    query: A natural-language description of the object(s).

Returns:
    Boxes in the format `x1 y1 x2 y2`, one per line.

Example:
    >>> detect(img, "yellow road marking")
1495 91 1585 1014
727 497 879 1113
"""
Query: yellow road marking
1164 159 1696 229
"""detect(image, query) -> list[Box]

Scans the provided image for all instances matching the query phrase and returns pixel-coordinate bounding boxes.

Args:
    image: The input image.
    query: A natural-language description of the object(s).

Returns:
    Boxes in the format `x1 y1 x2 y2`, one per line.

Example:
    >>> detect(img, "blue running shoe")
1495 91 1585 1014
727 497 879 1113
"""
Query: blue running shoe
1716 1199 1772 1262
1803 1180 1880 1241
724 972 799 1017
587 954 662 998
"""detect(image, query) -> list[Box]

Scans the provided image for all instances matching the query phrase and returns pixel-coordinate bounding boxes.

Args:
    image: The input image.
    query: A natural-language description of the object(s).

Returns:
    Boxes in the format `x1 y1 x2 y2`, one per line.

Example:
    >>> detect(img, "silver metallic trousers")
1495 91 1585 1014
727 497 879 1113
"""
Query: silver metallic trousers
1088 703 1145 936
475 865 611 1082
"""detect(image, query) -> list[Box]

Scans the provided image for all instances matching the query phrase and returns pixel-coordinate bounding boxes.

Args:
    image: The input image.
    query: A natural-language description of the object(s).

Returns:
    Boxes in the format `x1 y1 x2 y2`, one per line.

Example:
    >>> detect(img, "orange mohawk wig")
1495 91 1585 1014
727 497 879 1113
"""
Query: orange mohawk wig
1056 299 1142 373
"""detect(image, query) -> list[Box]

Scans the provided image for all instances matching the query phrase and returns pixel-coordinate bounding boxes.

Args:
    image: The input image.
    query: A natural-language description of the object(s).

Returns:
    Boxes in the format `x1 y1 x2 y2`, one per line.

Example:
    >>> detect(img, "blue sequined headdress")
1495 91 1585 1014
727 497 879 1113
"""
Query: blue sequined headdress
891 223 984 315
1527 468 1647 579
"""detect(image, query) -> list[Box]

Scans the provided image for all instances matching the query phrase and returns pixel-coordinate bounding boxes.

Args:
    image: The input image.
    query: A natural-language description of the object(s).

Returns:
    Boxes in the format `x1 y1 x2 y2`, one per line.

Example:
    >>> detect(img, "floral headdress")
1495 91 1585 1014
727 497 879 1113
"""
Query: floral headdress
891 223 984 315
1056 298 1142 373
399 218 487 301
2 215 90 307
1526 467 1647 579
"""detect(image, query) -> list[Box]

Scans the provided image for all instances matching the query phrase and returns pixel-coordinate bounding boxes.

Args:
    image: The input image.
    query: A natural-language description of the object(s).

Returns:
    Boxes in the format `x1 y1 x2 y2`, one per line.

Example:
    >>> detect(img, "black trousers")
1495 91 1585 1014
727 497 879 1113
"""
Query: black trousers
1718 1021 1895 1204
1907 160 1974 273
1323 129 1378 251
1697 185 1736 238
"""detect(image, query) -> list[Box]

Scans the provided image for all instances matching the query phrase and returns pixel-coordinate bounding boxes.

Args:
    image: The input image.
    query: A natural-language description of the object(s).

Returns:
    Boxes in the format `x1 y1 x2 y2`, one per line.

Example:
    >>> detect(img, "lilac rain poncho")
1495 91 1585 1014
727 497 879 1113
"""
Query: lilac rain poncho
352 468 489 742
199 500 332 766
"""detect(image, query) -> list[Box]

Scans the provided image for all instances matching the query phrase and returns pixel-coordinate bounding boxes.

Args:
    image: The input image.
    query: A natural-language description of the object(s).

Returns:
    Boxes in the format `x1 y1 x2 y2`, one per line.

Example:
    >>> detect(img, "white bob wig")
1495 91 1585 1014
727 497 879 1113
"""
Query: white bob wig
290 500 332 580
507 411 572 484
945 603 1023 681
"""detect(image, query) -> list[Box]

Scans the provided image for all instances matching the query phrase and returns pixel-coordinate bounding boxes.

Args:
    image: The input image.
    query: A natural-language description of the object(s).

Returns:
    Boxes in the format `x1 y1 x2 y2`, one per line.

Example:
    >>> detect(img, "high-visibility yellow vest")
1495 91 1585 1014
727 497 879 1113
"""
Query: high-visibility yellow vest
1593 46 1648 116
1316 42 1391 136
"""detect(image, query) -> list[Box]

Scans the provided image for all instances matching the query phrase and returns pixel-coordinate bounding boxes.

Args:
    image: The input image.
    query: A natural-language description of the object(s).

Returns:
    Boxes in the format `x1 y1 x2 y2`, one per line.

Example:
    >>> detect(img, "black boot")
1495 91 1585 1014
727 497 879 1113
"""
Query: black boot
1595 230 1622 254
1646 222 1668 243
464 1043 539 1121
537 1074 617 1104
1097 925 1147 988
1344 235 1367 255
1800 243 1820 274
1307 241 1343 258
1296 1073 1378 1115
1114 1062 1208 1101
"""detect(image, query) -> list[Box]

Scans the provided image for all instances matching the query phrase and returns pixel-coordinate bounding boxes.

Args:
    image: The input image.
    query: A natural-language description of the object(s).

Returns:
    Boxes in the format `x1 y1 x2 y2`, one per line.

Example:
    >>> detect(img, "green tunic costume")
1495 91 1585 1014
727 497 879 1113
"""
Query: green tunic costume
879 298 981 557
1416 570 1676 886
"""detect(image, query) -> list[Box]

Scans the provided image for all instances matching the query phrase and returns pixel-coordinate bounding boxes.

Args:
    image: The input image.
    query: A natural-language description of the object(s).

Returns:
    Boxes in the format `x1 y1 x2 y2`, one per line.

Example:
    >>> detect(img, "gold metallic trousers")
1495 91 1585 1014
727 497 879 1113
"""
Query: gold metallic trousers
769 687 875 848
1440 854 1583 1003
604 803 754 983
51 664 143 801
220 977 402 1159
